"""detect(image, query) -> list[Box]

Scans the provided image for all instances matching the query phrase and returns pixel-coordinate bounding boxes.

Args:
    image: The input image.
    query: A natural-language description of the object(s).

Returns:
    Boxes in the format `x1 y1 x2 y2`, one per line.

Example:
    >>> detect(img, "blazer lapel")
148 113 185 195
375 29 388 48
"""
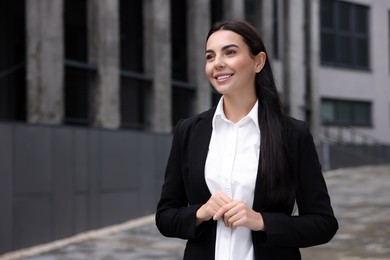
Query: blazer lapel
188 108 215 203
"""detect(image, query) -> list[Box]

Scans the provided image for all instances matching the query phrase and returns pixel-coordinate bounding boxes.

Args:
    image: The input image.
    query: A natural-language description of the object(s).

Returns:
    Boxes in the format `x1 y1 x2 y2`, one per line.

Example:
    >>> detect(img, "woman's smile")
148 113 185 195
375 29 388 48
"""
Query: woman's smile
214 73 234 83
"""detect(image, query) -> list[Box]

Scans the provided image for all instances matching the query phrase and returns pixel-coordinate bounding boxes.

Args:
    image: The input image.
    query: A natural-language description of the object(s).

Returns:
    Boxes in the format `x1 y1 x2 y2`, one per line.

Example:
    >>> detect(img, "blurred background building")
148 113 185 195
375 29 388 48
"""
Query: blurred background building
1 0 390 255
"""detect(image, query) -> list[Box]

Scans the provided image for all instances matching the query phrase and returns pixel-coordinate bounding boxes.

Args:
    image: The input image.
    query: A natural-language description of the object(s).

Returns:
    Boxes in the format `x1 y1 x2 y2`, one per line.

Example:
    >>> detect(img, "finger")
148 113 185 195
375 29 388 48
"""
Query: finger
213 192 232 206
214 201 237 221
219 192 233 203
228 211 245 228
224 202 249 227
213 204 229 220
225 206 242 227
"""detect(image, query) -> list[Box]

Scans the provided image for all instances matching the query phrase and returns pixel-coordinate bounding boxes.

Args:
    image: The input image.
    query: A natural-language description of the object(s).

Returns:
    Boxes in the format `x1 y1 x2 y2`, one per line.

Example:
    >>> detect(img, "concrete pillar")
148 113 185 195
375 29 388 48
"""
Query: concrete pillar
223 0 245 20
283 0 305 120
187 0 211 113
308 0 321 141
88 0 120 129
253 0 274 60
143 0 172 133
26 0 64 124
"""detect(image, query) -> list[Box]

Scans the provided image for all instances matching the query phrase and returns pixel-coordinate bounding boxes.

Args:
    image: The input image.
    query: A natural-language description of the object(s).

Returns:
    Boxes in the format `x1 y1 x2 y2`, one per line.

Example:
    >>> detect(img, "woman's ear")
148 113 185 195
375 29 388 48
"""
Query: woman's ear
255 52 266 73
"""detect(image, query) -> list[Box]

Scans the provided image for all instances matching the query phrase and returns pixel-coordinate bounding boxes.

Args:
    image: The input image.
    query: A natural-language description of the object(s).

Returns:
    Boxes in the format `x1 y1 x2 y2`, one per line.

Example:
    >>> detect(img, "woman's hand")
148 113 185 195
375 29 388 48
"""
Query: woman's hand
214 200 265 231
196 192 232 225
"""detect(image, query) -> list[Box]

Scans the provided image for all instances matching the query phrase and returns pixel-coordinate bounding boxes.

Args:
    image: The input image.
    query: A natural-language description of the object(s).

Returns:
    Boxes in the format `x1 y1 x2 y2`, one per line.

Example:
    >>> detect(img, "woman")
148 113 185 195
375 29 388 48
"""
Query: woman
156 20 338 260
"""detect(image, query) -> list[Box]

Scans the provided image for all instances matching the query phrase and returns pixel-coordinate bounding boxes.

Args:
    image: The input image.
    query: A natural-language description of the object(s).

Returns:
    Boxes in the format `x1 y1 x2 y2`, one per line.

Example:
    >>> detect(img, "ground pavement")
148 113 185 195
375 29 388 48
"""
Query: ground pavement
2 164 390 260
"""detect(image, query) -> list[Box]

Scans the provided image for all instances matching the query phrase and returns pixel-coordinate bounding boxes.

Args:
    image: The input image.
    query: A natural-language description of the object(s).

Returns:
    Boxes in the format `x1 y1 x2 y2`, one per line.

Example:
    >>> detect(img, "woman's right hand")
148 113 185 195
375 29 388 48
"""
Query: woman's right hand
196 192 232 225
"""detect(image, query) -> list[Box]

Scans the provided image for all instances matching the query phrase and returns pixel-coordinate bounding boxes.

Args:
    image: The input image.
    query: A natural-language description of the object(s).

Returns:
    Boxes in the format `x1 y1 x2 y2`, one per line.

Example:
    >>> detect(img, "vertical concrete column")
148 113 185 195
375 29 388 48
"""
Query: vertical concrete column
88 0 120 129
309 0 320 140
26 0 64 124
223 0 245 20
253 0 274 59
187 0 211 113
143 0 172 133
283 0 305 120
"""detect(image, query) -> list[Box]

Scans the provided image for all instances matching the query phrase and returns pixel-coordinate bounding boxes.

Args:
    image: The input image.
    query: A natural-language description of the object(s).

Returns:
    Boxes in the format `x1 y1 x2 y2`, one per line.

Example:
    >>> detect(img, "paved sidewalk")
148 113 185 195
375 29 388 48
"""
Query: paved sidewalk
2 164 390 260
301 164 390 260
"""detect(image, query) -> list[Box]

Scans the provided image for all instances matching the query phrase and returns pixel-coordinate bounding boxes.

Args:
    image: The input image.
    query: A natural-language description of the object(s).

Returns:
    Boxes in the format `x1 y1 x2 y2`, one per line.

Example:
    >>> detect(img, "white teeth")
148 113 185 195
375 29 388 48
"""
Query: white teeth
217 75 231 80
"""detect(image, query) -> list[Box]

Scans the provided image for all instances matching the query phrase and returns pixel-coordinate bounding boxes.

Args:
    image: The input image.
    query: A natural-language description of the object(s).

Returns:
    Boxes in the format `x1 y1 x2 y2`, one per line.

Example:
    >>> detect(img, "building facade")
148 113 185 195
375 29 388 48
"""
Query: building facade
1 0 390 143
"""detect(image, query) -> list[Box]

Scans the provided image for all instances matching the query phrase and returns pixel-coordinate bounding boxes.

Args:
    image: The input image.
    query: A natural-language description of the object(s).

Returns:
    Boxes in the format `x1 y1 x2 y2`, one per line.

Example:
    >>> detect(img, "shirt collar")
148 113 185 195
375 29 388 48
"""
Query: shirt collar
212 96 260 133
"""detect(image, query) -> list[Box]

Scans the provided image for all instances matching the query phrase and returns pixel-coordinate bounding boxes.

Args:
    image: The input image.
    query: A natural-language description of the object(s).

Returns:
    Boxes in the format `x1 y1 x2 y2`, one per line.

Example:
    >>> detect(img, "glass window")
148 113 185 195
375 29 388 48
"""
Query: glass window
120 0 143 72
64 0 89 126
119 0 147 130
321 100 335 124
321 33 336 63
245 0 255 26
65 0 87 62
171 0 187 81
321 99 372 126
339 2 351 32
171 0 194 126
353 102 371 125
337 101 352 124
0 0 26 122
320 0 334 29
320 0 369 69
211 0 224 24
355 5 368 34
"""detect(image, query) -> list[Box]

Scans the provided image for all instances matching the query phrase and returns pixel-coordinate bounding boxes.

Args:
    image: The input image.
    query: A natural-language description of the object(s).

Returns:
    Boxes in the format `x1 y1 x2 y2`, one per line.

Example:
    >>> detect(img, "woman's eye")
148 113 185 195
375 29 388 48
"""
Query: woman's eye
226 50 236 55
206 54 215 60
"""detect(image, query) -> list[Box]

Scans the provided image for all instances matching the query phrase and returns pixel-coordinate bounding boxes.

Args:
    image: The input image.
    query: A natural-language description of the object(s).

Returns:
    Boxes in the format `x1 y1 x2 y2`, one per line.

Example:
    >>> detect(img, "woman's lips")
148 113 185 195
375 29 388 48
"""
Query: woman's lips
215 74 233 83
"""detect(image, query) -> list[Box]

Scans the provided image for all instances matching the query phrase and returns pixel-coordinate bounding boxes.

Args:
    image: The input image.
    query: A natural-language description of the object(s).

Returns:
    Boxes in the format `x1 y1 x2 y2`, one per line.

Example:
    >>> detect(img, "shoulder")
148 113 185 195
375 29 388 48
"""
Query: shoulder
284 116 308 132
175 107 216 134
283 116 312 143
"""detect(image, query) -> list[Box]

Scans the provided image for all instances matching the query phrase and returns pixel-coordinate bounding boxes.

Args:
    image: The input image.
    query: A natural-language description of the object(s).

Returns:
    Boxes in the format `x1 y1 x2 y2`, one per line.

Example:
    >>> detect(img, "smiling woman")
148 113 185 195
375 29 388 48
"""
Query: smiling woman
156 20 338 260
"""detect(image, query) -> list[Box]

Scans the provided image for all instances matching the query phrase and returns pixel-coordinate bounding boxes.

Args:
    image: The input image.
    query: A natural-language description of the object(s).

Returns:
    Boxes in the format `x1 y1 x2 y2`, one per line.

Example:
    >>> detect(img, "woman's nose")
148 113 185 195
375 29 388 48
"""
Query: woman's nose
214 57 225 69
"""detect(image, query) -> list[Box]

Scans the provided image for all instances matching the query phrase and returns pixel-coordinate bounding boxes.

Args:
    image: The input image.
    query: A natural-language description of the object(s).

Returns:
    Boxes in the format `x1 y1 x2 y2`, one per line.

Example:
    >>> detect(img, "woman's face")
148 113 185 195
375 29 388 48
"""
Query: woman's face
205 30 264 97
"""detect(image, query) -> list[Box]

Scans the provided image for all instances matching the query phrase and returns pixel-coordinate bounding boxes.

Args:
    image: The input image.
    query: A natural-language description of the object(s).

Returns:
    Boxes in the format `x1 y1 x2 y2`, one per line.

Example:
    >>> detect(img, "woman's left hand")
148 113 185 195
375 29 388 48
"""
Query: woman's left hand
213 200 265 231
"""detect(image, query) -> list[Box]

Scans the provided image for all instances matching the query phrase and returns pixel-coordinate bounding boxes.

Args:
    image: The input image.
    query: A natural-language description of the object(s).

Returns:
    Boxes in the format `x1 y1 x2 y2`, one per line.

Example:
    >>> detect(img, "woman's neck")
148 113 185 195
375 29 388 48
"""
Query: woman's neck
223 94 257 124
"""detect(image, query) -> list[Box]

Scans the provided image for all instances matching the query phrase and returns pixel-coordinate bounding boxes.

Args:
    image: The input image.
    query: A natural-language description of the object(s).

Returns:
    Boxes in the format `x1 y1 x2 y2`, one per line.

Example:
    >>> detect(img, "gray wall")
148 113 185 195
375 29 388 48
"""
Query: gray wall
0 122 171 254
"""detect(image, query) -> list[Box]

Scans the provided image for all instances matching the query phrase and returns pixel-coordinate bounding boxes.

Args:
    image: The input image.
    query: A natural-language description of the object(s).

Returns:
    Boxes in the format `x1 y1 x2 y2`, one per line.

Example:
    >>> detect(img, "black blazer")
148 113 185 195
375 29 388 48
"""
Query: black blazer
156 106 338 260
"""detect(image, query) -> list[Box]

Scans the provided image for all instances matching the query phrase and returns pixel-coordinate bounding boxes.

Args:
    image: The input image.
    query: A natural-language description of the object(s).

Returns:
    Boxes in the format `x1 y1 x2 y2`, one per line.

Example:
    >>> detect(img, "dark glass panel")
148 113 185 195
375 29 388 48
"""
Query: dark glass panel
64 0 87 62
339 35 352 65
171 0 187 81
64 67 89 125
321 33 336 63
320 0 334 29
355 5 368 34
339 1 351 32
355 37 369 68
336 101 352 124
120 77 147 129
120 0 143 72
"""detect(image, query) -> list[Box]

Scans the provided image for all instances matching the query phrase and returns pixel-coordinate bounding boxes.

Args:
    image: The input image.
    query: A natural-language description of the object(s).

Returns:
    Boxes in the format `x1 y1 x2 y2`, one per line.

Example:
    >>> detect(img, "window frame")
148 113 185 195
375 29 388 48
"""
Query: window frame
320 0 370 70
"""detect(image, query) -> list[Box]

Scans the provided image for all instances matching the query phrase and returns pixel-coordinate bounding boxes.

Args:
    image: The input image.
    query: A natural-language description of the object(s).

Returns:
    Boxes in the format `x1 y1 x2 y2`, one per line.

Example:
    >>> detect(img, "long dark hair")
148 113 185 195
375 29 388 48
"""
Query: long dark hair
206 20 295 211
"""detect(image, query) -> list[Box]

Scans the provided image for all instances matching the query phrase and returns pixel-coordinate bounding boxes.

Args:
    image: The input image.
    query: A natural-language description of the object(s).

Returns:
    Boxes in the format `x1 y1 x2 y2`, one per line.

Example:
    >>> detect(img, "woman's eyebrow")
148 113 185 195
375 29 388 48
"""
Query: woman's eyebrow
205 44 239 54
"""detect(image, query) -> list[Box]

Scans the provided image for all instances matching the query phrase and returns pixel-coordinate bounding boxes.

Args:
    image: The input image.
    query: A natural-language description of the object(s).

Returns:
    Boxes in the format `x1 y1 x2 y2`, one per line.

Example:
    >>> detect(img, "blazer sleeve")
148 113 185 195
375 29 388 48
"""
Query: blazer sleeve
254 121 338 248
155 120 205 240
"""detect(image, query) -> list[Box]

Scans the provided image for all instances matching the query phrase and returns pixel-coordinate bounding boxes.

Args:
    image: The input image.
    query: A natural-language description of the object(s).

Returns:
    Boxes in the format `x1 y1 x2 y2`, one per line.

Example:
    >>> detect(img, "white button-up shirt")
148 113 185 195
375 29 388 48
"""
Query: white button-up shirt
205 97 260 260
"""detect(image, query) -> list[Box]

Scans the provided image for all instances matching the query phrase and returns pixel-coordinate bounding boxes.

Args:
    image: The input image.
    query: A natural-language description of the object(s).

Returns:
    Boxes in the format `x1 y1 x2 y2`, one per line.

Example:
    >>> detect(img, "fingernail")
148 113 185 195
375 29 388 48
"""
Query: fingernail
213 215 217 221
